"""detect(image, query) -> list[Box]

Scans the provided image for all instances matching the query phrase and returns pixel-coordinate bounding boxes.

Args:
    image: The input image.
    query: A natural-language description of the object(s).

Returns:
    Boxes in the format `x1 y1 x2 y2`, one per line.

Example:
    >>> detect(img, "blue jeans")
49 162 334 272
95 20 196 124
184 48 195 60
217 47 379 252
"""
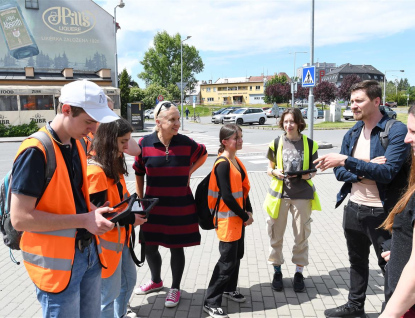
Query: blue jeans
36 240 102 318
343 201 390 308
101 244 137 318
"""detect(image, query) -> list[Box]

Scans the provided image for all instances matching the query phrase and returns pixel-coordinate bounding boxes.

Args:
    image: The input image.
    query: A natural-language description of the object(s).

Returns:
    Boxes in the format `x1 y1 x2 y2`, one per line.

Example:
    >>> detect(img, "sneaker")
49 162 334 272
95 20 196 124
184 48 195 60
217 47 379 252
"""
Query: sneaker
203 304 229 318
134 280 163 295
293 272 305 292
324 303 366 317
272 271 283 291
223 291 246 303
165 288 180 308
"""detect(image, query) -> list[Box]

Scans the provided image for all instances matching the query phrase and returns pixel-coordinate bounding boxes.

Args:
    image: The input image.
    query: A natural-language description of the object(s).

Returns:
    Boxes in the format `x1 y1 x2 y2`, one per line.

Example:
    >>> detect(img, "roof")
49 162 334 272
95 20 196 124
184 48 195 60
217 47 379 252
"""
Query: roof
324 63 384 76
249 75 274 82
215 77 249 84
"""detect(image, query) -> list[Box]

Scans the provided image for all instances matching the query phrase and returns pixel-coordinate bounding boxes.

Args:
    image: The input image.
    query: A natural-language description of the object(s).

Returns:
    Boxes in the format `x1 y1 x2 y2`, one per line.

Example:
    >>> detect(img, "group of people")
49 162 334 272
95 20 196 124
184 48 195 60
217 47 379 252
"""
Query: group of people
8 78 415 318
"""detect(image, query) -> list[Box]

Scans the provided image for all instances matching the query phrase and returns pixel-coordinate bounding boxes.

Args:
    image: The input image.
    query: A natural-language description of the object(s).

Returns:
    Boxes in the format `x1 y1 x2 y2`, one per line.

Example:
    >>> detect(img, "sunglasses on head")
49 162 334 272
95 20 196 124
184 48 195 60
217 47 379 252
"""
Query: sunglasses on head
156 102 175 117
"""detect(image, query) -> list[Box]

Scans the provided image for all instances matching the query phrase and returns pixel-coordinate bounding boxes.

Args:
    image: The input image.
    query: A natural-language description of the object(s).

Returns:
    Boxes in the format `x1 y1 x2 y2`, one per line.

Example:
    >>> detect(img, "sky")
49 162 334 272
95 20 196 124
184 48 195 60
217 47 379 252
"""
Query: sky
95 0 415 89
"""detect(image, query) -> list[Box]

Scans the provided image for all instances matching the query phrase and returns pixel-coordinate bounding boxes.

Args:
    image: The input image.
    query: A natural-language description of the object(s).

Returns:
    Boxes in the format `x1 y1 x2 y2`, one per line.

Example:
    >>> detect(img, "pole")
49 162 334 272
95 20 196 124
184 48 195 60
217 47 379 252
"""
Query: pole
181 40 183 130
383 72 386 106
292 53 296 108
308 0 315 140
114 7 118 88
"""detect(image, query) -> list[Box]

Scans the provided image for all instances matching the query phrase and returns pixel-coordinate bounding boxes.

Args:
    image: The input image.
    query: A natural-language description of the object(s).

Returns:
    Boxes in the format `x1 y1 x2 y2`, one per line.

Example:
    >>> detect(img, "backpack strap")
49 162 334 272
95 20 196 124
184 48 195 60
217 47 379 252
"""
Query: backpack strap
79 137 88 155
379 119 397 150
29 131 56 201
307 137 314 169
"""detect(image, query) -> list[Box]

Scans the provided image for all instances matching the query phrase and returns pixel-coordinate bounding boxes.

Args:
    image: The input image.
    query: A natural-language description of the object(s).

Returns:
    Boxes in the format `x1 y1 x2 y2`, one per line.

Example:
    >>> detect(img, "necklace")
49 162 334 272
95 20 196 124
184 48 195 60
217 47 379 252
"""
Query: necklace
158 133 171 162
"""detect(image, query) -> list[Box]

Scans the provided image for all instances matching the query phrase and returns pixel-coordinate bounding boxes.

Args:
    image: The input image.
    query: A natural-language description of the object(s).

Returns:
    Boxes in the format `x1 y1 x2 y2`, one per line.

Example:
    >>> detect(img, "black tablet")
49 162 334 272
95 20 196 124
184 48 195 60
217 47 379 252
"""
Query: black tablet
132 198 159 219
103 193 137 223
285 168 317 176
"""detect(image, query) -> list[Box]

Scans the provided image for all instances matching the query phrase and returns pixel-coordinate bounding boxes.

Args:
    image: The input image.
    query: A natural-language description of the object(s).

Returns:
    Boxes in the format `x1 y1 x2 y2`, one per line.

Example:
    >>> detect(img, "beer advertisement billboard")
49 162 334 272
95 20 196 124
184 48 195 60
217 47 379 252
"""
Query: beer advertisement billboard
0 0 116 85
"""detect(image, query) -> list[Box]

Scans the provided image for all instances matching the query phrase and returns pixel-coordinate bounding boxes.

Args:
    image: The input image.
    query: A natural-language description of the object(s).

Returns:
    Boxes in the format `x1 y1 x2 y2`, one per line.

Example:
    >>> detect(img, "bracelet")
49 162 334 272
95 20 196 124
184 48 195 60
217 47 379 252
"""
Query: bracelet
308 173 312 180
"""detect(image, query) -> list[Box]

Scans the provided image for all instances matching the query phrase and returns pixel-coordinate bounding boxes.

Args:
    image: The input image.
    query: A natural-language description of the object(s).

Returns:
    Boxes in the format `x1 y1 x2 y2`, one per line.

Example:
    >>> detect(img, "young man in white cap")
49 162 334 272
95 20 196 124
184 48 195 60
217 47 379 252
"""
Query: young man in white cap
10 79 119 317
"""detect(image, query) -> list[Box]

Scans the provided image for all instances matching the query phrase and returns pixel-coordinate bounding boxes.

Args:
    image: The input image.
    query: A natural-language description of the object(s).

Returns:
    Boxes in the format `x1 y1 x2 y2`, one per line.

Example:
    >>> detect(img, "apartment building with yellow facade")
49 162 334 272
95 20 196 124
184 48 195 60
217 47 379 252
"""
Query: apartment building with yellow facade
200 73 290 105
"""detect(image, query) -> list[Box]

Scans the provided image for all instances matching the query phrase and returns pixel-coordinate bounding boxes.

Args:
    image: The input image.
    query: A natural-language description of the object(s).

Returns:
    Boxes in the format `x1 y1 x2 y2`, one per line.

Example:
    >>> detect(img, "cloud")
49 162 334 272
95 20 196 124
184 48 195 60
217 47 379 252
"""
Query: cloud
98 0 415 54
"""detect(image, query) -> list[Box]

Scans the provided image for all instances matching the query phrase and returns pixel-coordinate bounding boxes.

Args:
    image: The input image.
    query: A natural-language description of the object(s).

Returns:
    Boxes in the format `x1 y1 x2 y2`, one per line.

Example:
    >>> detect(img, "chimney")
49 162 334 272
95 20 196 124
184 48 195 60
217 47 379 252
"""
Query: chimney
62 68 73 79
25 66 34 78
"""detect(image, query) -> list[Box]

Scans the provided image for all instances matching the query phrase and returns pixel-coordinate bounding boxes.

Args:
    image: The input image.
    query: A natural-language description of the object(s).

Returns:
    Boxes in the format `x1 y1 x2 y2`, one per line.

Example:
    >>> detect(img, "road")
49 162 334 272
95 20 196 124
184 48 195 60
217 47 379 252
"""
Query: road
0 118 347 181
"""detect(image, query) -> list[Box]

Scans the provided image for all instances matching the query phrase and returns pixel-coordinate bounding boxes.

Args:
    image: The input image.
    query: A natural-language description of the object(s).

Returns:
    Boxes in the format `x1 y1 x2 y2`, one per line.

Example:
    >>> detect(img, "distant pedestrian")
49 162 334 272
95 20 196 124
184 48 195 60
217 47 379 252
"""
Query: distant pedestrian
263 107 321 293
314 80 410 318
133 101 207 308
204 124 253 318
185 107 190 120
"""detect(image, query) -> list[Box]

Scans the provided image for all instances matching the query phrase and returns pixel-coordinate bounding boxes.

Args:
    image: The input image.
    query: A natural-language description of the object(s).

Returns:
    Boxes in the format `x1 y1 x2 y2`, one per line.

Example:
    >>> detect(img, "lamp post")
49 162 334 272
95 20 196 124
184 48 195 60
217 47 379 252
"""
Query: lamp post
391 75 399 101
383 69 404 105
113 0 125 88
289 51 307 107
181 35 191 130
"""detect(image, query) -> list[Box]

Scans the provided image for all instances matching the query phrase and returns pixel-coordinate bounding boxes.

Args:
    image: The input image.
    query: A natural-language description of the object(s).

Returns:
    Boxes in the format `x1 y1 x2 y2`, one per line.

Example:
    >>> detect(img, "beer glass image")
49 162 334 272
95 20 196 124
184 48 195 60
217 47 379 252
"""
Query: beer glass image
0 0 39 59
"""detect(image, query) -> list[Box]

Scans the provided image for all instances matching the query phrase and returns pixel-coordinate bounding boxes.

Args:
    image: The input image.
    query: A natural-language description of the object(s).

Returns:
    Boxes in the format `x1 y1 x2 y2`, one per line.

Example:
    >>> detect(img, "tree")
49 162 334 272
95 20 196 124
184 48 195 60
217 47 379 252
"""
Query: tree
119 68 131 118
129 87 145 104
264 83 291 104
337 74 362 101
398 78 410 91
295 85 309 102
314 81 338 106
138 31 204 92
142 83 172 108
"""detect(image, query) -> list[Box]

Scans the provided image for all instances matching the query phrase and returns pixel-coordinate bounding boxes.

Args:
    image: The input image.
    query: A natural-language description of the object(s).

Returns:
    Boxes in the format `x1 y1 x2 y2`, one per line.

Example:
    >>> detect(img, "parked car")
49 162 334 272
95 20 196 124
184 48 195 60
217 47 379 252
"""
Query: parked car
211 106 241 116
211 109 236 124
343 106 354 120
385 101 398 108
145 109 154 119
223 108 267 125
380 105 397 119
300 107 321 119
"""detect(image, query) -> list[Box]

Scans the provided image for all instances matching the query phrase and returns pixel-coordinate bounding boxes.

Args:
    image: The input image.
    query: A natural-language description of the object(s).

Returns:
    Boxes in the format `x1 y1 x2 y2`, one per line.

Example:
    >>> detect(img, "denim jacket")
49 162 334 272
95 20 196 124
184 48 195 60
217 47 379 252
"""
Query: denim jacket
334 114 410 212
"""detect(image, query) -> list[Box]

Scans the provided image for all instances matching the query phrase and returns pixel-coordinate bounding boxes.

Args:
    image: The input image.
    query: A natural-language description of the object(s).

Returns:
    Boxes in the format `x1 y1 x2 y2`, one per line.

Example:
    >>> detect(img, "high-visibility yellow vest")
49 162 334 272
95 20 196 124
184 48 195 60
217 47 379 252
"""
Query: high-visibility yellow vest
263 134 321 219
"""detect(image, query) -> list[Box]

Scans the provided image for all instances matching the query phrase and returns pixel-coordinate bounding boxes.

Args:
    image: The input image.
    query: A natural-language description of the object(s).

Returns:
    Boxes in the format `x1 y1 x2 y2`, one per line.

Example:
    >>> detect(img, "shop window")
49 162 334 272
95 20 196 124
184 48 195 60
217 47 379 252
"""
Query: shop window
0 96 18 111
20 95 54 111
25 0 39 9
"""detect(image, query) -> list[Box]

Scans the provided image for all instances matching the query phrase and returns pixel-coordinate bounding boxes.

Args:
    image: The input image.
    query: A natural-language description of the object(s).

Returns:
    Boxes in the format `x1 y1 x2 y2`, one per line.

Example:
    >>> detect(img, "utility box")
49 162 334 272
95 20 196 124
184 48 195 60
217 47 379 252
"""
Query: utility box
127 102 144 131
329 101 342 122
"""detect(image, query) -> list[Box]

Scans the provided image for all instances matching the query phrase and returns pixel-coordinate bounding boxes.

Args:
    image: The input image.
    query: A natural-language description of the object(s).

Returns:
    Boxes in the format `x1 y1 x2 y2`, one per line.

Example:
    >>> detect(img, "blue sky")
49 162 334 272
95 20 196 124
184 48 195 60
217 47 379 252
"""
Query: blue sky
96 0 415 88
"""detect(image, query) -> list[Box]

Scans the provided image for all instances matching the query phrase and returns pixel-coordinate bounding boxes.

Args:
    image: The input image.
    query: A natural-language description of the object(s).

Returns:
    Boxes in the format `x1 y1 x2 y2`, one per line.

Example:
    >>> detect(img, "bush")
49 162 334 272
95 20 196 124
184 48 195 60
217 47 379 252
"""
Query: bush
0 121 39 137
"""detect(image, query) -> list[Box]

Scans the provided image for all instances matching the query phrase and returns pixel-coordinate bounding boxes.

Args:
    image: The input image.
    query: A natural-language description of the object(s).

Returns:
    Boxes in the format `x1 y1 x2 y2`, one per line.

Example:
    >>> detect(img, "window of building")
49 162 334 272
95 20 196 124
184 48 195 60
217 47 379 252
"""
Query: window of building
255 86 260 90
207 97 214 102
20 95 54 111
206 88 211 92
374 75 378 79
367 75 371 79
340 75 343 79
25 0 39 9
380 76 383 80
250 86 252 91
213 87 216 92
0 95 18 111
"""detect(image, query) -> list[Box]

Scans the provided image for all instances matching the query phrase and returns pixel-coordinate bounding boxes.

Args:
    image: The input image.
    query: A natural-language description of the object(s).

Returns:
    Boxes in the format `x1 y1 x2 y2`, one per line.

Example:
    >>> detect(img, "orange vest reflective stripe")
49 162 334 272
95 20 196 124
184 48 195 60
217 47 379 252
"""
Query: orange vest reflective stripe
16 127 106 293
87 164 130 278
207 156 250 242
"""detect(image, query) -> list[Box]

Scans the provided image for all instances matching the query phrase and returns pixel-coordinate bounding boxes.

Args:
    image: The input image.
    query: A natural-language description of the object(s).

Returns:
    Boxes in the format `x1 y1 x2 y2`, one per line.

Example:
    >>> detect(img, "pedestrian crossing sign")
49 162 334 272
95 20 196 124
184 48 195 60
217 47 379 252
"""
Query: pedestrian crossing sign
302 66 315 87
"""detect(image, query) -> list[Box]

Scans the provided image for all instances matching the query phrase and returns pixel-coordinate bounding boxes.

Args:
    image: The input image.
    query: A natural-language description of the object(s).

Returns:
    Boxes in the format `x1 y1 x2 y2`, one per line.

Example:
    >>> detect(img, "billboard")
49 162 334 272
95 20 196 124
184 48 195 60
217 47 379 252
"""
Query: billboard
0 0 115 84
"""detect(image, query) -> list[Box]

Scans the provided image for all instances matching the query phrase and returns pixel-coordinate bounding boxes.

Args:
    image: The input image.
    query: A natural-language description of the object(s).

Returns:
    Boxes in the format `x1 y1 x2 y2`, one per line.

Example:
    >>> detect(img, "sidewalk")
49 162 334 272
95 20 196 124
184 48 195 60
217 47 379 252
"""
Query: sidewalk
0 171 384 318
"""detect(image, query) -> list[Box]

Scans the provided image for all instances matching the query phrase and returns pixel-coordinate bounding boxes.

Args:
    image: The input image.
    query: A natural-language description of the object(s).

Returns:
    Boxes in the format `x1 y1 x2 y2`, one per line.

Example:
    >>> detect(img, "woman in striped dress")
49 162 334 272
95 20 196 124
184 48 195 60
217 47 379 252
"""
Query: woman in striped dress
133 101 207 308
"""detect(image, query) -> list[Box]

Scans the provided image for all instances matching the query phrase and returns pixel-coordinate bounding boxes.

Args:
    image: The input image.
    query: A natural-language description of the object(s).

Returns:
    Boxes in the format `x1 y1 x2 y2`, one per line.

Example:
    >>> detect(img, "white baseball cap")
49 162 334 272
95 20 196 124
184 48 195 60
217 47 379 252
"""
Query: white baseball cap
59 79 119 123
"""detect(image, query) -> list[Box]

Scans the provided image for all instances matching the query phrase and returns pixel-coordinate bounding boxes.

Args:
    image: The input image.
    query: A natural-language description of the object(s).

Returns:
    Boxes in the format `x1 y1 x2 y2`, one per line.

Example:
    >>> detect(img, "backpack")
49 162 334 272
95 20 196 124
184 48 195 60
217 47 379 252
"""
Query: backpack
379 119 397 150
0 131 56 258
195 172 221 230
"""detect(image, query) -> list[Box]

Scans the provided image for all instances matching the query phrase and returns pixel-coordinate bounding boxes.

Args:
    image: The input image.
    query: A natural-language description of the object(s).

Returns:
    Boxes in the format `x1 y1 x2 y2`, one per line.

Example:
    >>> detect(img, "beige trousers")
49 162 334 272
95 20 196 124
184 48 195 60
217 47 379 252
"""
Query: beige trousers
267 198 313 266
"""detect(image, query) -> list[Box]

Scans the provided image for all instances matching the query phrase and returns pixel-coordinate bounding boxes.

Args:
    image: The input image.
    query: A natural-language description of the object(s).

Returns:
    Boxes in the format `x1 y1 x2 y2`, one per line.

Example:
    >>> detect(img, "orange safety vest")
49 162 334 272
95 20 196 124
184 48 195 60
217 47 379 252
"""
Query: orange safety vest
87 164 131 278
83 132 94 154
15 127 106 293
208 156 250 242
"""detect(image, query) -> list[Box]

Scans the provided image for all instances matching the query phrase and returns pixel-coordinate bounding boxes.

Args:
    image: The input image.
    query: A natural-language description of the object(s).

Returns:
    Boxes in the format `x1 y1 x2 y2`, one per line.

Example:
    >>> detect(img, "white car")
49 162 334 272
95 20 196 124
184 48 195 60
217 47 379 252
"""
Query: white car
343 107 354 120
223 108 267 125
144 109 154 119
211 109 235 124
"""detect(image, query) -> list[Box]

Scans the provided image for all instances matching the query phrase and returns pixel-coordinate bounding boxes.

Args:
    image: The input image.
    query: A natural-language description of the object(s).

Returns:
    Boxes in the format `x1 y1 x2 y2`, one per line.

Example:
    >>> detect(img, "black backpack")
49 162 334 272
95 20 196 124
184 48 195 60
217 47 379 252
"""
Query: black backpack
195 172 221 230
0 131 56 260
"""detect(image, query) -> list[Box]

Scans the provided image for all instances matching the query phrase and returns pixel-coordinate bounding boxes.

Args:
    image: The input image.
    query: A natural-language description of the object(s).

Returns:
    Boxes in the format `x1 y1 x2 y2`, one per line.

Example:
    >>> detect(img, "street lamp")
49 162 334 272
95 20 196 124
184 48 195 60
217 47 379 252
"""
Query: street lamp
181 35 191 130
289 51 307 107
114 0 125 88
383 69 404 105
391 75 399 99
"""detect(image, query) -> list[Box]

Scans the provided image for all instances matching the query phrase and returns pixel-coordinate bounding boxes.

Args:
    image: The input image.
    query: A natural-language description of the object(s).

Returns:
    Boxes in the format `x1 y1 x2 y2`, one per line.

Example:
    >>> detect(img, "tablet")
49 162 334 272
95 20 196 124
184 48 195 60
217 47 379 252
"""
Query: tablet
103 193 137 223
132 198 159 219
285 168 317 176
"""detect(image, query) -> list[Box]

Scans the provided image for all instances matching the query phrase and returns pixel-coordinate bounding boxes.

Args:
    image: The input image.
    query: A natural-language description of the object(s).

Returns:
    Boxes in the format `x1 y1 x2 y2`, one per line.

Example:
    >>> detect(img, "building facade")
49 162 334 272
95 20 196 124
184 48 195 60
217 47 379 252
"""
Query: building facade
321 63 384 87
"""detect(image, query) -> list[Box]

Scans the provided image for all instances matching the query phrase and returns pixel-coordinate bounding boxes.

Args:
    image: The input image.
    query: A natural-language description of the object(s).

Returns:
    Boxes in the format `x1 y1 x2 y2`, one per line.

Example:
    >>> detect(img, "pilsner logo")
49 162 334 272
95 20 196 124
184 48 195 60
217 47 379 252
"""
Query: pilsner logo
30 113 46 123
42 7 96 35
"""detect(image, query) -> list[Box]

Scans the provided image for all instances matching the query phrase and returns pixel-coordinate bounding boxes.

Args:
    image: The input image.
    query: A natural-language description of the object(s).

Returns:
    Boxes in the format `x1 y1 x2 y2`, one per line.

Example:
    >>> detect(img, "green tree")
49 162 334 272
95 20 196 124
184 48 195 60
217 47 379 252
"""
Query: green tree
142 84 172 108
119 68 131 118
138 31 204 92
129 87 145 103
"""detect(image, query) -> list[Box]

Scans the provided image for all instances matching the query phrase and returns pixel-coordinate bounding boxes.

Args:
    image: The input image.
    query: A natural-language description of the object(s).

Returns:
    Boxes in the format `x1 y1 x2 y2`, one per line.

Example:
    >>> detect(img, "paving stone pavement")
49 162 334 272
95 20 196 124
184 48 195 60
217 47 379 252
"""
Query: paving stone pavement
0 171 384 318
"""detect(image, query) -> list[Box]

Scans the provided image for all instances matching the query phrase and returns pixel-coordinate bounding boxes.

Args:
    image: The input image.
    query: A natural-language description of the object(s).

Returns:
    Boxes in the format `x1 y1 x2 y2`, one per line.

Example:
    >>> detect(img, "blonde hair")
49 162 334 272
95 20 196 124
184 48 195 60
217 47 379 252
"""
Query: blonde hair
153 101 178 132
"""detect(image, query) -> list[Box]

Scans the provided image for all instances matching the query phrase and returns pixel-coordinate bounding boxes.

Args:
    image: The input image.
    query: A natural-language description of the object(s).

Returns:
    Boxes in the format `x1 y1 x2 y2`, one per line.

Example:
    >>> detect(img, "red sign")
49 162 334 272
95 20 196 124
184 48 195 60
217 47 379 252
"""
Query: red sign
158 95 164 101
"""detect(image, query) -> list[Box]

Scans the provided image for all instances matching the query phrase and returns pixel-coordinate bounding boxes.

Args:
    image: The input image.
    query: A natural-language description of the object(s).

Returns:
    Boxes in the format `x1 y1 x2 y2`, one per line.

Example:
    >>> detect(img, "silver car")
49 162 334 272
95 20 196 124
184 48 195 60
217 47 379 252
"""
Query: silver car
211 109 235 124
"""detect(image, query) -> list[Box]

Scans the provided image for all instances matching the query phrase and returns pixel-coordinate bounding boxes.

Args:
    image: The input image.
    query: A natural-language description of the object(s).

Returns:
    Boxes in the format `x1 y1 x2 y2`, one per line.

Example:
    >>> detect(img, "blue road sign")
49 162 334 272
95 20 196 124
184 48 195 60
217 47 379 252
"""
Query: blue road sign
302 66 316 87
